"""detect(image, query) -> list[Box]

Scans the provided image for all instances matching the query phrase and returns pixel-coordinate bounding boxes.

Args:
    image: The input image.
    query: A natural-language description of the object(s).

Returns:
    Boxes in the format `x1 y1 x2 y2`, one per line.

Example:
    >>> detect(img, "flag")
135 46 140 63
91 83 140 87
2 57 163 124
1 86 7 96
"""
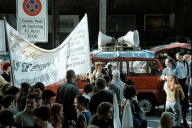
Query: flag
113 93 121 128
122 99 133 128
5 14 90 87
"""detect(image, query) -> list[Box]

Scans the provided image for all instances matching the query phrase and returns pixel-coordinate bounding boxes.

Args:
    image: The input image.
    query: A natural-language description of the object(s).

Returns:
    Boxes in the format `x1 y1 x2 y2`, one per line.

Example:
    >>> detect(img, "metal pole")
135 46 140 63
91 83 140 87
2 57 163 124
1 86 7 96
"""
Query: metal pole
99 0 107 34
52 0 55 48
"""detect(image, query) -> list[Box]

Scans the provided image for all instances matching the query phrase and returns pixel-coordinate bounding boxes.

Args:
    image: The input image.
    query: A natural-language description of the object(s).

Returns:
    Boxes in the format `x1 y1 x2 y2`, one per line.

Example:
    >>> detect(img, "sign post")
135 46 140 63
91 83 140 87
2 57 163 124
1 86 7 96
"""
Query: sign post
17 0 48 42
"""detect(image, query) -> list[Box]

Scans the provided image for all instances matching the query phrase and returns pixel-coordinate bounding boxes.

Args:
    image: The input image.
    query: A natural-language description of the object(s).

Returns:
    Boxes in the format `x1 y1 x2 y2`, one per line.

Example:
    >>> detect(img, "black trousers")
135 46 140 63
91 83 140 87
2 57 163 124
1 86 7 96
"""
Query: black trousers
178 78 189 127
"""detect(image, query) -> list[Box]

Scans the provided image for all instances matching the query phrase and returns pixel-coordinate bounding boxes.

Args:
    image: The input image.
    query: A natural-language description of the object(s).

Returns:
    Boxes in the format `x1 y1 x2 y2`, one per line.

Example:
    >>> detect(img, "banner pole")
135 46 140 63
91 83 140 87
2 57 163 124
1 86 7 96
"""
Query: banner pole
3 17 15 87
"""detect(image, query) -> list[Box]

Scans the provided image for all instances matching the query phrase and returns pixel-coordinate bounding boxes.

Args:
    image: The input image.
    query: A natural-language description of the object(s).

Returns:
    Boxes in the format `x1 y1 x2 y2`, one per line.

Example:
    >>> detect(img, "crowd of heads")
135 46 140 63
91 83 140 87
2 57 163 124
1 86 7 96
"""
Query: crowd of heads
0 50 191 127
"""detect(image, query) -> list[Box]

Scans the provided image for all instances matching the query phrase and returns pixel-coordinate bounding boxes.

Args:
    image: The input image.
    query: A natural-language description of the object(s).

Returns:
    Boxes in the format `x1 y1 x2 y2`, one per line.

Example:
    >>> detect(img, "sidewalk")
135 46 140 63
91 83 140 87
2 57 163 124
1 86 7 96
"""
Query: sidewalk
185 103 192 127
147 104 192 128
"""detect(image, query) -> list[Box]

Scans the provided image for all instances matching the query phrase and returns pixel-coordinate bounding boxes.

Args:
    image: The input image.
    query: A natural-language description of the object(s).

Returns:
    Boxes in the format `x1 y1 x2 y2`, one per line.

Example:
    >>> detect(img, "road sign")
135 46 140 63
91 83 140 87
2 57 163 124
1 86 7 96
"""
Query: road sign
23 0 42 16
17 0 48 42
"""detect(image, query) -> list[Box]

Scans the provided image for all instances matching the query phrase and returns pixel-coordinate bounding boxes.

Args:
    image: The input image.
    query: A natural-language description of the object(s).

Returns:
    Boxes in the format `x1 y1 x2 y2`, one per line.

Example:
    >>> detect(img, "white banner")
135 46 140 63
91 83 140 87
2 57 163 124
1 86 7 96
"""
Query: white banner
6 14 90 87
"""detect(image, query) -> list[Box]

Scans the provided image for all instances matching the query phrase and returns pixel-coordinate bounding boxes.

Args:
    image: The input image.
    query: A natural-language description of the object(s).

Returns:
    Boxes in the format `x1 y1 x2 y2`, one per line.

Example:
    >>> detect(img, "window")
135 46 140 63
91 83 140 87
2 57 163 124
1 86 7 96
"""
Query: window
129 60 161 76
94 61 127 76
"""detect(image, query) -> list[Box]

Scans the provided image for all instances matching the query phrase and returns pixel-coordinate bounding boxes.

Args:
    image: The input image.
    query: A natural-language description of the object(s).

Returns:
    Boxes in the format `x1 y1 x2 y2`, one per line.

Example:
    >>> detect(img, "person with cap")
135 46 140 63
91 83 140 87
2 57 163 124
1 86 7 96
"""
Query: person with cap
41 89 56 108
91 62 107 82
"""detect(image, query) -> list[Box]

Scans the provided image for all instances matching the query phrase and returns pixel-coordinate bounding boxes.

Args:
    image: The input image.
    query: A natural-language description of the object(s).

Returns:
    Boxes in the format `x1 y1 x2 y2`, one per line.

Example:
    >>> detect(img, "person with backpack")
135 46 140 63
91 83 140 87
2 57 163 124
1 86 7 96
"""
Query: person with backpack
175 52 190 128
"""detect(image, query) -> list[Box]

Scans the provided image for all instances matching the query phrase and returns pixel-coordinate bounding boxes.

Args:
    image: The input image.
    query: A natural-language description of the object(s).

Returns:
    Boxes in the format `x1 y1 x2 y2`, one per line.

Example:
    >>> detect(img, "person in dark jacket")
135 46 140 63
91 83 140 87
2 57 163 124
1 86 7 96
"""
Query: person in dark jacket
89 78 113 115
17 82 30 112
56 69 79 128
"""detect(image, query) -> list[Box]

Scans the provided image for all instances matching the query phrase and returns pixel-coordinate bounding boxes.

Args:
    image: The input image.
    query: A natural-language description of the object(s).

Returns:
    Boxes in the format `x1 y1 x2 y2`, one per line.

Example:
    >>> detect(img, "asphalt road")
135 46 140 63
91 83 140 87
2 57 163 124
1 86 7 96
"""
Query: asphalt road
147 104 192 128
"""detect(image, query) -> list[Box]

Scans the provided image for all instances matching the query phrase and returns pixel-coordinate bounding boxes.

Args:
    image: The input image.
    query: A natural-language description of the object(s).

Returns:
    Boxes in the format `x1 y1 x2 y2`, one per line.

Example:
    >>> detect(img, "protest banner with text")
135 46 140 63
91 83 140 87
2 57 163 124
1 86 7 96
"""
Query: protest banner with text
6 14 90 87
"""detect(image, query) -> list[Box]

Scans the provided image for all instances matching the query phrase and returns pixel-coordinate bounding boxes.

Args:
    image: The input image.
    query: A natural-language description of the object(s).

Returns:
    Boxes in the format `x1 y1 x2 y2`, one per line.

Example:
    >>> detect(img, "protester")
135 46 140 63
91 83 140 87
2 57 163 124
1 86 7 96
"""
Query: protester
175 52 189 128
160 58 178 90
91 62 107 81
1 61 11 82
50 103 64 128
103 75 123 104
41 89 56 108
56 69 79 128
34 105 53 128
0 59 4 75
29 85 35 94
73 95 91 128
124 79 134 86
89 78 113 115
160 57 178 111
82 83 94 101
111 69 124 91
89 102 113 128
0 109 14 128
106 63 113 80
0 75 7 88
33 82 45 105
159 112 175 128
0 83 12 109
14 93 39 127
121 85 147 128
111 65 126 82
165 74 184 127
183 54 192 102
1 95 17 116
5 86 20 104
18 82 30 112
187 54 192 103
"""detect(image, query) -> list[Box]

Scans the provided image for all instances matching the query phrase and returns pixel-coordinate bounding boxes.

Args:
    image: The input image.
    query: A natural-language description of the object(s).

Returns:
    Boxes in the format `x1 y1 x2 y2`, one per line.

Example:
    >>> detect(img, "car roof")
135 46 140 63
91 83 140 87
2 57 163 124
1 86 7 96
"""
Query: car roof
92 50 155 59
150 42 191 53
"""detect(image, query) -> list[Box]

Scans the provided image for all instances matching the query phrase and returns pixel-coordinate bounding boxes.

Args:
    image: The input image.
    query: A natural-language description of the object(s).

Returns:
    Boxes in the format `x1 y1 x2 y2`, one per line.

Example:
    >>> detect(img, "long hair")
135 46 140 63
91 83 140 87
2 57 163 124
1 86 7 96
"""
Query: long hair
160 112 175 128
89 102 113 126
167 74 178 91
50 103 63 127
96 102 113 119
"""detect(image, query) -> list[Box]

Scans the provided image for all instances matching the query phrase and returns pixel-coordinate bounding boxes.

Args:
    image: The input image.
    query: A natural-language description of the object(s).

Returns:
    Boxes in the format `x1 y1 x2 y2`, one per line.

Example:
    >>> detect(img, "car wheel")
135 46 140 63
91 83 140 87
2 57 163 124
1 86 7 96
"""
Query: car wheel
138 96 155 114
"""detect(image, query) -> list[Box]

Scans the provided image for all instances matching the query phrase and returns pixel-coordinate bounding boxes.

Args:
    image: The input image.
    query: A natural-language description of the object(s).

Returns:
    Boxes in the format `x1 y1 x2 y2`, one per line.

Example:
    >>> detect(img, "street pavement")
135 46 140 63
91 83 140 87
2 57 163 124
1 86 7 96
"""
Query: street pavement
147 104 192 128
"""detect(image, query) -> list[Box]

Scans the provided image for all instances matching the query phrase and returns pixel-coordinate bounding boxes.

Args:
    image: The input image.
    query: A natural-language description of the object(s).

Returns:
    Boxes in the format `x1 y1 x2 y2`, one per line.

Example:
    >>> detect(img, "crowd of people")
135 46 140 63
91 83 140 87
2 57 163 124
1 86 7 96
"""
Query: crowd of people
160 52 191 128
0 51 191 128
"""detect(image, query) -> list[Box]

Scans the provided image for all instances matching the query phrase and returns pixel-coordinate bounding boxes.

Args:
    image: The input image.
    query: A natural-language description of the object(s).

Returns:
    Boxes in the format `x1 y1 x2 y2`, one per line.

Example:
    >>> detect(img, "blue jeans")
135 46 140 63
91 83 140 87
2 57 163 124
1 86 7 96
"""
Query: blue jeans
165 101 182 127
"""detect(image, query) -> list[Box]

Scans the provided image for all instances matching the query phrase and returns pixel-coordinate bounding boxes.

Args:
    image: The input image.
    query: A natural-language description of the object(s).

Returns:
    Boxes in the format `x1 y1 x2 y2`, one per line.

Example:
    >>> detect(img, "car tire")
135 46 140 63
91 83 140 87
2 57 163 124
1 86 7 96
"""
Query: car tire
138 96 155 114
